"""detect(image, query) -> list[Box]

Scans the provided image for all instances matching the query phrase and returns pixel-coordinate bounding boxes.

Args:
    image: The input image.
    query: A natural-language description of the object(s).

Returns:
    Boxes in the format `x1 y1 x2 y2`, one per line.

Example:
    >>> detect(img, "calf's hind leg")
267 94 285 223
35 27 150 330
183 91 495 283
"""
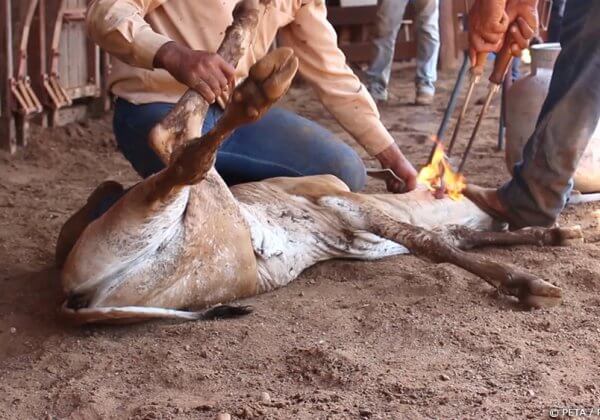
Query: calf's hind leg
334 196 579 308
149 47 299 201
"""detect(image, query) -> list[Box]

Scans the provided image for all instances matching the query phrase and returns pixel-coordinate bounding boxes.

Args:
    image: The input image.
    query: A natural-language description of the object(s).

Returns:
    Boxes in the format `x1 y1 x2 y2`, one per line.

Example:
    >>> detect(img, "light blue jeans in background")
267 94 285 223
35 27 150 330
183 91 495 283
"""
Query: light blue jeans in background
366 0 440 99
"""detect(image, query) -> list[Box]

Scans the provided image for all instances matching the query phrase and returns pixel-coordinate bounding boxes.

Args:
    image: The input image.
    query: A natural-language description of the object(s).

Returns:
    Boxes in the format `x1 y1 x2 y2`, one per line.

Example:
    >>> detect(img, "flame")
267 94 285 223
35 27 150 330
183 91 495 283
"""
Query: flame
417 139 466 200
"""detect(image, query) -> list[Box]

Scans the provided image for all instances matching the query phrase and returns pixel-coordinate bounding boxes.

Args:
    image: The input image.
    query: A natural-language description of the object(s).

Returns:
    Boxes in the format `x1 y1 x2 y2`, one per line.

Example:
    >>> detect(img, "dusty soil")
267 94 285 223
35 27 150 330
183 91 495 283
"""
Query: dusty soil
1 63 599 420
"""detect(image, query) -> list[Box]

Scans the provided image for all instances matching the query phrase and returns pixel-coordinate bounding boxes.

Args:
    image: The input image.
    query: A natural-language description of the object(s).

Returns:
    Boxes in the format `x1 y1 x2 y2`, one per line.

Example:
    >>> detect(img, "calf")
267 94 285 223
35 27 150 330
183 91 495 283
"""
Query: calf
55 1 580 324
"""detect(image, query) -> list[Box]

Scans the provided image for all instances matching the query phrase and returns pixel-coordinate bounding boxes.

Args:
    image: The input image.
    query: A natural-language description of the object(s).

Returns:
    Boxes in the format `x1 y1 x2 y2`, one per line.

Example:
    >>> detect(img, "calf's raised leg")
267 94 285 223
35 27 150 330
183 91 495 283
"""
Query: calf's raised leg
55 0 264 269
149 47 299 202
148 0 264 163
60 49 299 324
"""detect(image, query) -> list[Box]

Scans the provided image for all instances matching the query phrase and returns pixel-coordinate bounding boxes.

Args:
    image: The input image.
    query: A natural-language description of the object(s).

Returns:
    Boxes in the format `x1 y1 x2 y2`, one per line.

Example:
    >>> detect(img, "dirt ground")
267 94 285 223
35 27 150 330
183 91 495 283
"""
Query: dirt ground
1 62 599 420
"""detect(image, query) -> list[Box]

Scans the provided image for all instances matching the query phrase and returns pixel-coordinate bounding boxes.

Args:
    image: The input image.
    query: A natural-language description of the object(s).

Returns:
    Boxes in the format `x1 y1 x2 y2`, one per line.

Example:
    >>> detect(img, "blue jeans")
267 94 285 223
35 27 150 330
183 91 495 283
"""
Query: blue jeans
366 0 440 96
113 99 367 191
499 0 600 227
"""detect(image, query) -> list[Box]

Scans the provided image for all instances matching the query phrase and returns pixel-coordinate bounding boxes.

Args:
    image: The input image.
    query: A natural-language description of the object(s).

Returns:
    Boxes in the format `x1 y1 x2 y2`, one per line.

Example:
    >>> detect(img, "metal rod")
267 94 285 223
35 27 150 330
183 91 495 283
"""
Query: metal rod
447 73 480 156
457 83 500 173
498 90 505 151
428 50 470 163
568 192 600 205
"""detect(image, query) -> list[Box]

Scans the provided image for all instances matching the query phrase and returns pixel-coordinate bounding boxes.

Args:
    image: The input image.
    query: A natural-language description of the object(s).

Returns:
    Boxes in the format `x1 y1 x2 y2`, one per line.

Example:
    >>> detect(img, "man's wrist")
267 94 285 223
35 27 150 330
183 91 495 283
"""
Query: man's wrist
133 29 174 70
153 41 183 70
375 143 403 168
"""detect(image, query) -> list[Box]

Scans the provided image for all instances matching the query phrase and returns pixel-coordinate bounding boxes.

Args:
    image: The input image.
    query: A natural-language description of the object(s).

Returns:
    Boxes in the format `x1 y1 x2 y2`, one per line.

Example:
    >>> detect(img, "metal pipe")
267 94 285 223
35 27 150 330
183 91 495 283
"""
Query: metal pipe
428 50 470 163
457 83 500 173
447 73 480 156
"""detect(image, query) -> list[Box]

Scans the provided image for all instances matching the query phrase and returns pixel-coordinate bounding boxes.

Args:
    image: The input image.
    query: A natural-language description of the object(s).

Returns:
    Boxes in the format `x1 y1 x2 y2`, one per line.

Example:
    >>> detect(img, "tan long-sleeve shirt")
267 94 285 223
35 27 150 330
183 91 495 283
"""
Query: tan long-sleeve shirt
86 0 395 156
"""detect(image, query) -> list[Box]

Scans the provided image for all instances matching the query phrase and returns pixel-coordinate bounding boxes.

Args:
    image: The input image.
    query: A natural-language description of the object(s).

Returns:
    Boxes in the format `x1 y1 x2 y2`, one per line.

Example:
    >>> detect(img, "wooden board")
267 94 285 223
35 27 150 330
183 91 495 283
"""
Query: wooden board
327 4 418 65
0 0 17 153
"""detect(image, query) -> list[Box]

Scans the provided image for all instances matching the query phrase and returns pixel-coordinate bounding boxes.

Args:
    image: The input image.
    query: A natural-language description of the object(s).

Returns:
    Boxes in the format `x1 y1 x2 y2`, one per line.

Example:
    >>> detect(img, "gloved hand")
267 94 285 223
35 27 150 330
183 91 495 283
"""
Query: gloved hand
505 0 539 56
468 0 539 66
468 0 509 68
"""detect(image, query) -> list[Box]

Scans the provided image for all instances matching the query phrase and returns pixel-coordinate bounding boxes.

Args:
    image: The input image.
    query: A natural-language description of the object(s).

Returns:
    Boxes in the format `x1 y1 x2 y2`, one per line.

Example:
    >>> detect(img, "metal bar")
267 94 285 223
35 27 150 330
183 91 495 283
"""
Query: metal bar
4 0 14 107
457 83 500 173
539 0 553 31
568 192 600 205
428 50 469 163
0 0 17 153
446 73 480 156
498 82 506 151
16 0 40 79
49 0 66 76
498 103 505 151
11 0 43 118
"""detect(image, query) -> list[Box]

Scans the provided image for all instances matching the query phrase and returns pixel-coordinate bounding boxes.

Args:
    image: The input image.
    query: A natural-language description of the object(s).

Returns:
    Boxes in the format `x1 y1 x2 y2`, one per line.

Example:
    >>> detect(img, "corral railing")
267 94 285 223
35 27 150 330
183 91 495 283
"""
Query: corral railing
0 0 110 153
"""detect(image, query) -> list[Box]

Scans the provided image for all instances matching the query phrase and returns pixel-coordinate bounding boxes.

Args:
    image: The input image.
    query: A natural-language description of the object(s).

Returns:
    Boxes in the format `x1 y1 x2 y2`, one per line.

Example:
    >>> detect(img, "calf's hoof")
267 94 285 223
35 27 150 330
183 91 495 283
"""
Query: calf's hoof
508 274 562 309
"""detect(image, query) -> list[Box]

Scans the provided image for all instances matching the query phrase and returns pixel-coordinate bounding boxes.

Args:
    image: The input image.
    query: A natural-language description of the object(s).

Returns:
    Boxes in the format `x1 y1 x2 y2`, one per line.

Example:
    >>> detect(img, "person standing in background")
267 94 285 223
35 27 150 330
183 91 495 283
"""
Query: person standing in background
366 0 440 105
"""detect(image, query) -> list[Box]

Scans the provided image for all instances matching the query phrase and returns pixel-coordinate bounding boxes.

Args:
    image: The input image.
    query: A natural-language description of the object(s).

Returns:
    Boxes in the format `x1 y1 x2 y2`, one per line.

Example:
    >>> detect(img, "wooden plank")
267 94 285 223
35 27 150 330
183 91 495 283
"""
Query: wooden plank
453 0 472 54
327 4 418 65
0 0 17 153
439 0 459 70
55 0 100 101
52 101 86 125
326 5 377 25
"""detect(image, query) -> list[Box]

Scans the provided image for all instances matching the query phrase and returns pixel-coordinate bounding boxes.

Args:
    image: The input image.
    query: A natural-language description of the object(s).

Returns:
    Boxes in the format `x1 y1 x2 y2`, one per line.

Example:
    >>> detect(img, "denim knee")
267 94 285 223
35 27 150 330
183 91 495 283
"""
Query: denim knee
331 147 367 192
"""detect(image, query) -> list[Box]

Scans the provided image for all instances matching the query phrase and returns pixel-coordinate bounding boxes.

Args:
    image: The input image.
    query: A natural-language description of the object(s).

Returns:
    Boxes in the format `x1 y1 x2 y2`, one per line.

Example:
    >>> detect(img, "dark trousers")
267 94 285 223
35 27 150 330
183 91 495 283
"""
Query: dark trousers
498 0 600 226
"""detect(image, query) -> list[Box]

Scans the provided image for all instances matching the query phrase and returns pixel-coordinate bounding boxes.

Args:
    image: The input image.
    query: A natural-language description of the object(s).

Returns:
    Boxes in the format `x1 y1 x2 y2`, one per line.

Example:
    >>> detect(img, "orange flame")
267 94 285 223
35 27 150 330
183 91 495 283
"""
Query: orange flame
417 139 466 200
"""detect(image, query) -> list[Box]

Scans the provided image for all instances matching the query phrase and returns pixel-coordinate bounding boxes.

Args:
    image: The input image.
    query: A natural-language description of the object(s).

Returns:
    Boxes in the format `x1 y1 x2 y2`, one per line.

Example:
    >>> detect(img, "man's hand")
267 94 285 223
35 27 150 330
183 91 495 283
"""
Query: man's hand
153 41 235 104
375 143 418 193
468 0 509 66
505 0 538 56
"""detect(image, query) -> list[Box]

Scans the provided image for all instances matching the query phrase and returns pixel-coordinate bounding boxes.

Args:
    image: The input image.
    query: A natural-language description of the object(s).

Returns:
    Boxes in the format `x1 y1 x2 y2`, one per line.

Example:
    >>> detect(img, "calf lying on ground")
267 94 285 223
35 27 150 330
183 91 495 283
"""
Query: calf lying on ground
55 2 581 324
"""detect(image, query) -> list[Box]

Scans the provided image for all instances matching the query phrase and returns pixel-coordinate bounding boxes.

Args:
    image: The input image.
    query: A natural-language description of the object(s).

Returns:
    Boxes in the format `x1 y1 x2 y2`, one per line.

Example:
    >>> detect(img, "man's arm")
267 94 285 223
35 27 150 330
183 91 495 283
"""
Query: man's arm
278 1 417 192
86 0 234 103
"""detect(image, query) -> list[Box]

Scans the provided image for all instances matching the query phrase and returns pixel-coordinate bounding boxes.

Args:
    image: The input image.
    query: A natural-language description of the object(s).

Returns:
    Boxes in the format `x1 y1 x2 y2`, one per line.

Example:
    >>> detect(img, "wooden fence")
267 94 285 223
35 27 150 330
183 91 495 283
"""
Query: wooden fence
0 0 109 153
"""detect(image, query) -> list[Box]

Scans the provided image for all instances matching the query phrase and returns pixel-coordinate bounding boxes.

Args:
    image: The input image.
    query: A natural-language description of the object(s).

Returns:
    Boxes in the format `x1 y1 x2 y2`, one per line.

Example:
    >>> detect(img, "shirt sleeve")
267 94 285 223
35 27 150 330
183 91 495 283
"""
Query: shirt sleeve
86 0 172 69
278 0 395 156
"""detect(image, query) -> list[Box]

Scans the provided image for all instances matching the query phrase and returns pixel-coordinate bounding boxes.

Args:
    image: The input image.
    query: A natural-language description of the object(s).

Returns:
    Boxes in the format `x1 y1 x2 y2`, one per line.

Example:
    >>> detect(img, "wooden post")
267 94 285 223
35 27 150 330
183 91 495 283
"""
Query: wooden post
0 0 17 153
438 0 459 70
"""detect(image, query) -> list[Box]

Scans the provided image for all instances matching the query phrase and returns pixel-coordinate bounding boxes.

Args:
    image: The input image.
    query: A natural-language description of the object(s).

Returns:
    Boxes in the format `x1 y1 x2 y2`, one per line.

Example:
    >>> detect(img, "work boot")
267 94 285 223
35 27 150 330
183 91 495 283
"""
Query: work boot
463 185 543 230
367 81 388 103
415 89 434 106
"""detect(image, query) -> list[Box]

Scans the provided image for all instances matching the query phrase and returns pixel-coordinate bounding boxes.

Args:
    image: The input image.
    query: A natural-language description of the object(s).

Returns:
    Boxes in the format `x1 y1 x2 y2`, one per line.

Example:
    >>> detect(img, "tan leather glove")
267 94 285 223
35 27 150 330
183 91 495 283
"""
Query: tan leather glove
505 0 539 56
468 0 509 69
